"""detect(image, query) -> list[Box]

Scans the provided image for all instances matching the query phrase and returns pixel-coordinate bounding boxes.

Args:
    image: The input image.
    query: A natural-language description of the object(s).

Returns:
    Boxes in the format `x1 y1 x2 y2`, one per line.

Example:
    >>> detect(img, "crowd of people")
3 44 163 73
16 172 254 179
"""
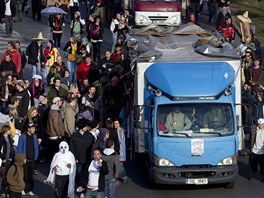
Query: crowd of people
0 0 134 197
0 0 264 197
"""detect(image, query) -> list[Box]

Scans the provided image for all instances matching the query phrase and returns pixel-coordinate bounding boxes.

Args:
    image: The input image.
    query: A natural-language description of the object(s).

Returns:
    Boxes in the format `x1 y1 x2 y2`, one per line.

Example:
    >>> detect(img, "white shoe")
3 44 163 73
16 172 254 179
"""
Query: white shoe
80 193 85 198
27 191 35 196
22 190 26 195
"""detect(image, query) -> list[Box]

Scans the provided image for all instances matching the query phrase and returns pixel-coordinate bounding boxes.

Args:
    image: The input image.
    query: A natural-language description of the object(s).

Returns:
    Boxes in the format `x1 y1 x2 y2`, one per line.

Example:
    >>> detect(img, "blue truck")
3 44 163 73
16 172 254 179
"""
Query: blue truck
131 28 242 188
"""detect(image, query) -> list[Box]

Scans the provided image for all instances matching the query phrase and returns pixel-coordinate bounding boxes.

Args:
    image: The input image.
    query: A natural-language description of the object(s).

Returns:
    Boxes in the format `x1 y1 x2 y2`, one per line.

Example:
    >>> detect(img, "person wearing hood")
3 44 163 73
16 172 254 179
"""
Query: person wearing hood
102 139 120 198
45 141 76 198
46 97 65 162
6 153 26 198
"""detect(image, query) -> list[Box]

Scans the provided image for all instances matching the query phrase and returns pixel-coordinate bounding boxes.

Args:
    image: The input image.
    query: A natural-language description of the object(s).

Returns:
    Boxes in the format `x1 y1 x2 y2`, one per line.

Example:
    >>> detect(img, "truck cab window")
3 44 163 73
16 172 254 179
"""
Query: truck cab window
158 103 234 137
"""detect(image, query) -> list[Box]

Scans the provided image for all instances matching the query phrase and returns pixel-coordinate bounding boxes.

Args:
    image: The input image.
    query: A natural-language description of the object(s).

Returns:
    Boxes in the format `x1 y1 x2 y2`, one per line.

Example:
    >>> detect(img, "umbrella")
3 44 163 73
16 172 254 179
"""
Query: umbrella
41 6 67 14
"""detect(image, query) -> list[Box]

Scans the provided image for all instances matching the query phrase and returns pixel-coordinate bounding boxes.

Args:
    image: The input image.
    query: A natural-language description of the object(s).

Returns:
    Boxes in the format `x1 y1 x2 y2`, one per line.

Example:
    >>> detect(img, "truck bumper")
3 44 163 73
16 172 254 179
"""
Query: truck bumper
152 165 238 185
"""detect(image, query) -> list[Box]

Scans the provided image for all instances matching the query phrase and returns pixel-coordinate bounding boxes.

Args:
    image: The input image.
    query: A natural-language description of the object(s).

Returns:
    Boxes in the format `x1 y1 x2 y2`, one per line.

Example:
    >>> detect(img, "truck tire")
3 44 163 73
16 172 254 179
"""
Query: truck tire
225 181 235 189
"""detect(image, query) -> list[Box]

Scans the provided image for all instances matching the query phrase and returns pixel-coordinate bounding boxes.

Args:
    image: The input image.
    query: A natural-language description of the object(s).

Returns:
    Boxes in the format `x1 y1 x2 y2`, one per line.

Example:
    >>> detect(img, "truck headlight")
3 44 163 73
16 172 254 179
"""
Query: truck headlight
139 16 144 22
217 155 237 166
154 156 175 166
172 16 178 22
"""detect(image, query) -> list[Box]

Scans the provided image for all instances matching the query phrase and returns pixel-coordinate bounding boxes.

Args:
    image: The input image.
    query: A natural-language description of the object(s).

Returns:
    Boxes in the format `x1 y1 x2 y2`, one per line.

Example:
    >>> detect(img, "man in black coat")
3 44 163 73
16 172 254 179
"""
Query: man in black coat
26 32 46 76
70 118 94 189
1 0 16 37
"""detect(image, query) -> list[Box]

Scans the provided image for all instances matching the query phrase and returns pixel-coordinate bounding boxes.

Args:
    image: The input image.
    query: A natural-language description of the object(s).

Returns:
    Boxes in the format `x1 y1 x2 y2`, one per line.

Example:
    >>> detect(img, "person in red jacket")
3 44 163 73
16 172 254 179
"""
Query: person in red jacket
217 16 235 43
1 41 21 75
76 55 92 84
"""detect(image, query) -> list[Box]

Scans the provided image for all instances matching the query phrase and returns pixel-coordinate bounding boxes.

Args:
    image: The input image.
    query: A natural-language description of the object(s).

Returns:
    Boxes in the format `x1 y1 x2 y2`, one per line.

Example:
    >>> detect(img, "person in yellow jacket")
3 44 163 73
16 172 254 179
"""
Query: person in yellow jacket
43 40 59 85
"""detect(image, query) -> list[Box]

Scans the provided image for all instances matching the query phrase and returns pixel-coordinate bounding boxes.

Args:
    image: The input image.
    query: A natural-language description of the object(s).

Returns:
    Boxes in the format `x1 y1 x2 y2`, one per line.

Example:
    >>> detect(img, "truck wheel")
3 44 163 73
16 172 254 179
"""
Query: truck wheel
225 181 235 189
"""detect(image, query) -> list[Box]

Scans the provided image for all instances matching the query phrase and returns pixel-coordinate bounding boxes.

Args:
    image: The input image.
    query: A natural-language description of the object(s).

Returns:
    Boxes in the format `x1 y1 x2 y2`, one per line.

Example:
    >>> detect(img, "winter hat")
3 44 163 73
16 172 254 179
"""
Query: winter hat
82 37 89 43
81 110 93 121
52 97 61 104
32 74 42 80
27 122 36 128
39 95 46 103
258 118 264 125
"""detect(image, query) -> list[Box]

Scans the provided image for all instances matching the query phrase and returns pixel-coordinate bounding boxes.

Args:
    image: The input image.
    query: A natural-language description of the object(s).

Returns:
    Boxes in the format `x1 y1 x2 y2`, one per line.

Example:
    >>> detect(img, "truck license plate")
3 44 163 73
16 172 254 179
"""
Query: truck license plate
186 178 208 185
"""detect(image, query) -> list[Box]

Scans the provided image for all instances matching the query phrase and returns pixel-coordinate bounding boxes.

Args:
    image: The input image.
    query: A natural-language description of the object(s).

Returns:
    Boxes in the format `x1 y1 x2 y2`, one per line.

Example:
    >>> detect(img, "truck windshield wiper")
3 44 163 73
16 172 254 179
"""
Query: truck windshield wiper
193 132 222 137
173 132 192 138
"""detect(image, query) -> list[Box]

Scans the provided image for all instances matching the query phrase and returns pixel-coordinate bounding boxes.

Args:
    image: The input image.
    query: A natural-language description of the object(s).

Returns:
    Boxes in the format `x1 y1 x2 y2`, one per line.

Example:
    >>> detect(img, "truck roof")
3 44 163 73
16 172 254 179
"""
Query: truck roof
145 62 235 98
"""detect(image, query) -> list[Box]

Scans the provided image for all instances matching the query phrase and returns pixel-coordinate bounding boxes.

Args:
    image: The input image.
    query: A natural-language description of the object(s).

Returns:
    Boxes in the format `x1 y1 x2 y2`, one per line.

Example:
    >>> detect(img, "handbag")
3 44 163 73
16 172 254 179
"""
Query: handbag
67 53 75 62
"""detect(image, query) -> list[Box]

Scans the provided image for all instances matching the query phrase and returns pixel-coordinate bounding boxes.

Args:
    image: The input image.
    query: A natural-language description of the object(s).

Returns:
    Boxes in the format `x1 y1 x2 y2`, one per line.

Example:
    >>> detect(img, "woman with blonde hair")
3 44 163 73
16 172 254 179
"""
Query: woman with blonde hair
64 36 79 83
24 107 42 144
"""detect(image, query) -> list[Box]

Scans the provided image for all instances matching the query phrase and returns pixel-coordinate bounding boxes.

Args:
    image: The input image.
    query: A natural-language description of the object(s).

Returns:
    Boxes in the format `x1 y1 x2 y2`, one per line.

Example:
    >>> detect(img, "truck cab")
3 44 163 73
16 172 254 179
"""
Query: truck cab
134 0 182 26
134 61 240 188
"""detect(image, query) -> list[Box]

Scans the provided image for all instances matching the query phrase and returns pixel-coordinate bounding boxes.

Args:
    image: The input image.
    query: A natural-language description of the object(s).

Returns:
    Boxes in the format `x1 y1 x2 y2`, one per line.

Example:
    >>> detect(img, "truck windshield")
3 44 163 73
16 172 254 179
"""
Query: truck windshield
157 103 234 138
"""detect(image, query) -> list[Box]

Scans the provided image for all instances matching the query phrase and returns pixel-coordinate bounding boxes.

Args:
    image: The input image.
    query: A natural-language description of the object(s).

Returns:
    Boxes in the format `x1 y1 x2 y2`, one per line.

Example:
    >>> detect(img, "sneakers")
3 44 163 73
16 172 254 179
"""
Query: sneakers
80 193 85 198
22 191 34 196
27 191 35 196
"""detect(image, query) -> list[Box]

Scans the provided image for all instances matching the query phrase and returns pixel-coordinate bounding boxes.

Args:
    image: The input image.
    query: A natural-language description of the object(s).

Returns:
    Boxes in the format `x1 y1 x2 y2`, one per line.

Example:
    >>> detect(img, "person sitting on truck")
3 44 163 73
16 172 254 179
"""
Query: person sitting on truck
203 105 229 129
165 108 192 131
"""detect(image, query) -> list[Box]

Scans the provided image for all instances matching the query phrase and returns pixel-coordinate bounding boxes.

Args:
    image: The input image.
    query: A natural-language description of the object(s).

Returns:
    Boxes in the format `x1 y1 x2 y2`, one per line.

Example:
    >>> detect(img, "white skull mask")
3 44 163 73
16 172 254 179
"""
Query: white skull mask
59 141 69 154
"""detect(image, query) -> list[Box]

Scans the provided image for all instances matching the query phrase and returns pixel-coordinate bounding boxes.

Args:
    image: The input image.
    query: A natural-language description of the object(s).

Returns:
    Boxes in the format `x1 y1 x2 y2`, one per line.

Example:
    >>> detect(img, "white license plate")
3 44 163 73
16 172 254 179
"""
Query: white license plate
186 178 208 185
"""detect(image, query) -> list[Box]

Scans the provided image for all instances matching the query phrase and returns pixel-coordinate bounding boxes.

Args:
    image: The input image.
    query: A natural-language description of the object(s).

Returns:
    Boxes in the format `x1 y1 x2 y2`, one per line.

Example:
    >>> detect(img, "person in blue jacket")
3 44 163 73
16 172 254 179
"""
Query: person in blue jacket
17 122 39 196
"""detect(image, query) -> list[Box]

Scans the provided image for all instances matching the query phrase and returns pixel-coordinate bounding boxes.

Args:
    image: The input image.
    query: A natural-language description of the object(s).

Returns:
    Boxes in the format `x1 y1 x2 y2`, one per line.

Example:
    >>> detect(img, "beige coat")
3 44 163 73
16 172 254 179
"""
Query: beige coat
47 105 65 137
64 103 77 136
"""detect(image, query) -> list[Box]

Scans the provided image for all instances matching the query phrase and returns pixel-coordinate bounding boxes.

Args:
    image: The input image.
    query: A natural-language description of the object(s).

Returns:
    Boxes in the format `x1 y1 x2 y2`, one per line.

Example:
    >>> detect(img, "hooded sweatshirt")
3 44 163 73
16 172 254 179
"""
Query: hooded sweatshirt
102 148 120 180
6 153 26 193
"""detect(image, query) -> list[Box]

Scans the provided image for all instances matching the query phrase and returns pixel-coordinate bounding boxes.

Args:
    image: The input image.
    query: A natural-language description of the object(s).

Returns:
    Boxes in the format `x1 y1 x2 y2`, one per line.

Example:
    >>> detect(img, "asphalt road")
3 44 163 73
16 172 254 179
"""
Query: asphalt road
0 4 259 198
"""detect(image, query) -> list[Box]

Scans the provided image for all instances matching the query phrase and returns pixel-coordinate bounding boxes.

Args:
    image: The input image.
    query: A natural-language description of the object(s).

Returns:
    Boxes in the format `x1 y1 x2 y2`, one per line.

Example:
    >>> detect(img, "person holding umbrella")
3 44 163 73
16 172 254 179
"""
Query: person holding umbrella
50 13 64 49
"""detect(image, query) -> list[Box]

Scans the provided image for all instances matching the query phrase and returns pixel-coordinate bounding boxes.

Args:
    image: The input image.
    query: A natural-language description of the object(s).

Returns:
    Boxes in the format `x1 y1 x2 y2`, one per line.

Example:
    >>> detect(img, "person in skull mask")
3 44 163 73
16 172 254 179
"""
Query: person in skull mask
45 141 76 198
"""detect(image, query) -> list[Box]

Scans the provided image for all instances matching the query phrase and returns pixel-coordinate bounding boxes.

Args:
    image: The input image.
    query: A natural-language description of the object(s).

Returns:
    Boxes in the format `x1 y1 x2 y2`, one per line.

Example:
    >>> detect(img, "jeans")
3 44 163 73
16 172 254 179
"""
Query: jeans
31 64 42 76
4 15 13 37
105 179 116 198
75 163 86 187
119 163 127 179
85 189 104 198
67 60 77 83
42 66 50 85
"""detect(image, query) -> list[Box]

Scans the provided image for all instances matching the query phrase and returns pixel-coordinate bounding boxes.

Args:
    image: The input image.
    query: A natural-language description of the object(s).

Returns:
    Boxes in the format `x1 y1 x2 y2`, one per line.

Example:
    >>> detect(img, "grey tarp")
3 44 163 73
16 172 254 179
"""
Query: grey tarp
126 23 239 63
